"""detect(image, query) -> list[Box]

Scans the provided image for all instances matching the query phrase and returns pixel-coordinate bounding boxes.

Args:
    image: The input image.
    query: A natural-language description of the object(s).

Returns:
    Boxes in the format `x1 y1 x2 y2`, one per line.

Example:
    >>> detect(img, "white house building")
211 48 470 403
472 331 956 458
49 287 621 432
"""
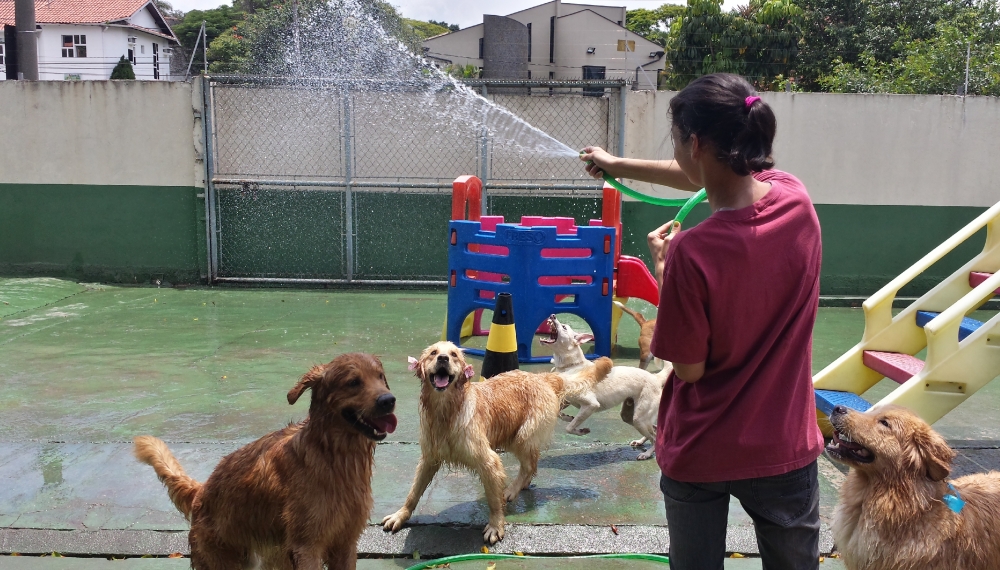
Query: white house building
0 0 179 81
422 0 666 89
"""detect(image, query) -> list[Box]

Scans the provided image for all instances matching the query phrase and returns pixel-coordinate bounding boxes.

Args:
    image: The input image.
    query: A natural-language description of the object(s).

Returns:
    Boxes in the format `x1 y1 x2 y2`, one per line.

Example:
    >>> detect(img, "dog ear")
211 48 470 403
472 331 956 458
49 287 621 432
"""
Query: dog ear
916 427 954 481
463 364 475 378
574 333 595 345
407 356 421 377
288 364 325 405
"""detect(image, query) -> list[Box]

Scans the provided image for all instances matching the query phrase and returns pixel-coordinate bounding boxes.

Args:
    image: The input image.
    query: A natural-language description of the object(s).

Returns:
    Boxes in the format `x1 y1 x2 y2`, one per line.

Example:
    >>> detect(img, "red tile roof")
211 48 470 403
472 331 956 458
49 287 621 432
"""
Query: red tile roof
0 0 150 26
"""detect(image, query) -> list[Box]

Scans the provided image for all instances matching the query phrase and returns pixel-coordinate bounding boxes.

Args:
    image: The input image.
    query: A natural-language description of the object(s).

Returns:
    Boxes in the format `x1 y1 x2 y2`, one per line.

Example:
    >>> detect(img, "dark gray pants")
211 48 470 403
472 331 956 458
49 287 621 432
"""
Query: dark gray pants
660 460 820 570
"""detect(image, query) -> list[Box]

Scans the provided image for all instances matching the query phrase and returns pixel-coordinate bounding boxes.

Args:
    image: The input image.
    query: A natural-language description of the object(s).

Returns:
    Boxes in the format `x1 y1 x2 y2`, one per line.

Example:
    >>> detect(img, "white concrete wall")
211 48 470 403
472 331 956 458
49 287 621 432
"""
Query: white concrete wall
423 24 482 68
623 90 1000 207
0 80 203 188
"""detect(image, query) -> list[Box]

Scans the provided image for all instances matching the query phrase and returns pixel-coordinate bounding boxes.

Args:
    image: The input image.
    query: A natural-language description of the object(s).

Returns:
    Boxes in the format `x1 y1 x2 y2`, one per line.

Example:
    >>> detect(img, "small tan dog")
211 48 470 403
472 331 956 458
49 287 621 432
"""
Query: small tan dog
541 315 669 460
382 341 564 544
613 300 658 370
135 353 397 570
827 404 1000 570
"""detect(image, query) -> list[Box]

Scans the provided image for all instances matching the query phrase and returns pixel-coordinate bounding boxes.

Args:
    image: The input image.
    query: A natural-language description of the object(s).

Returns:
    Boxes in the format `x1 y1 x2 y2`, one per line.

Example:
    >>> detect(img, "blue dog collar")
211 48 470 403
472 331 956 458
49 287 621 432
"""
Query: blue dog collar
943 483 965 514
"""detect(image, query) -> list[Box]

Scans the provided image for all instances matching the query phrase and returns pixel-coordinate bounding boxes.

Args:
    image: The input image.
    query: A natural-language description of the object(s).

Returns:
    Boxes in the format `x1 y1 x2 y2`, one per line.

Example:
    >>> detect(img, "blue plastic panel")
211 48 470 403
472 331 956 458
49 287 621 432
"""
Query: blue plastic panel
915 311 984 341
815 389 872 416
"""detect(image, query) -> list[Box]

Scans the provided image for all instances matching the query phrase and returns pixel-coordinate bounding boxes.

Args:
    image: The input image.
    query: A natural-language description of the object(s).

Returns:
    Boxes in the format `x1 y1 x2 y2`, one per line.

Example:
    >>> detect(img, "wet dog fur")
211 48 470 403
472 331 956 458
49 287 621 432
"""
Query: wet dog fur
381 341 564 544
613 300 658 371
541 315 669 460
134 353 397 570
827 404 1000 570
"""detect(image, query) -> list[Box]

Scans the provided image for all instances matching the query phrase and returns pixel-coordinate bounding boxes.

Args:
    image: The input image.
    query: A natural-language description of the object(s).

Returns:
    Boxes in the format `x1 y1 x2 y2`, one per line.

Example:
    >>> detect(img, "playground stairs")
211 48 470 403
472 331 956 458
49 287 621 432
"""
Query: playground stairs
813 200 1000 434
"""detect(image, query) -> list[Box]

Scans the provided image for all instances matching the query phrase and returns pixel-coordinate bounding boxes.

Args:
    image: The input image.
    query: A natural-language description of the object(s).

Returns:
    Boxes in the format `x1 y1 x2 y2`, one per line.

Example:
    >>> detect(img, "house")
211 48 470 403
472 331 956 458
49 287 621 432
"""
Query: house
0 0 180 81
422 0 666 90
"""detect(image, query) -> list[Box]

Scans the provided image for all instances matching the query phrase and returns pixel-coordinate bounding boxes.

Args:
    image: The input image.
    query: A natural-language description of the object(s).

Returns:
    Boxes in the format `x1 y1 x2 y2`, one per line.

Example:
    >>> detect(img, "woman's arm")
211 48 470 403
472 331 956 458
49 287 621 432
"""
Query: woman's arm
672 361 706 383
581 146 701 192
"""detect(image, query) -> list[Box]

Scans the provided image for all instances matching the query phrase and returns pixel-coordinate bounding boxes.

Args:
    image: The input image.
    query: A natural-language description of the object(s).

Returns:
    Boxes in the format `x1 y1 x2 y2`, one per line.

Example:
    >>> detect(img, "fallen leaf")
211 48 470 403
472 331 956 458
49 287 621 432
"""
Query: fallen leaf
481 546 489 554
514 551 524 556
167 553 183 558
610 524 618 535
730 553 745 558
819 556 825 563
412 550 420 559
486 563 496 570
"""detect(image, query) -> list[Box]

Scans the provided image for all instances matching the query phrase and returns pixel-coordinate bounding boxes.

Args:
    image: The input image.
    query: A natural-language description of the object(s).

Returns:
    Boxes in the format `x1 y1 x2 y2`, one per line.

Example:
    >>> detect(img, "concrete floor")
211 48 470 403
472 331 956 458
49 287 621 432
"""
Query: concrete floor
0 278 997 564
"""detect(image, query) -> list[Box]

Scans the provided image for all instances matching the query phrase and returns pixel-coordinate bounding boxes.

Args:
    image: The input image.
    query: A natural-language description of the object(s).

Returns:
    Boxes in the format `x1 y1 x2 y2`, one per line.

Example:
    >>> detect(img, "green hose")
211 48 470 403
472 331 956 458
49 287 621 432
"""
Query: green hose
581 152 707 225
405 552 671 570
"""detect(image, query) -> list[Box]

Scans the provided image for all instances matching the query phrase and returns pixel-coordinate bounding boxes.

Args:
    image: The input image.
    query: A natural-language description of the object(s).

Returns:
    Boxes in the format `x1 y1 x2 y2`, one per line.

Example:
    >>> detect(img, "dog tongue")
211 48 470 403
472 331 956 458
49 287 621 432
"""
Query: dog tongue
370 414 397 434
433 373 450 389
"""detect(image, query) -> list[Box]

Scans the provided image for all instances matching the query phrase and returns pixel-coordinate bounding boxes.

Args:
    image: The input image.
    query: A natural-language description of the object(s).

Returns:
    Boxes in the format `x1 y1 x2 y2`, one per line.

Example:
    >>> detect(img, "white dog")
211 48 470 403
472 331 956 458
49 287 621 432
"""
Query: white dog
540 315 670 460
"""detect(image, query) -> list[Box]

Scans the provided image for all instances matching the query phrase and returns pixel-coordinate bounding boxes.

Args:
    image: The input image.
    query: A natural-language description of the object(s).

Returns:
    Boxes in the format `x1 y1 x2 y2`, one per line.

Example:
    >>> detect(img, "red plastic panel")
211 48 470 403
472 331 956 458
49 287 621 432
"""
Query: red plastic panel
969 272 1000 295
616 255 660 307
863 350 925 384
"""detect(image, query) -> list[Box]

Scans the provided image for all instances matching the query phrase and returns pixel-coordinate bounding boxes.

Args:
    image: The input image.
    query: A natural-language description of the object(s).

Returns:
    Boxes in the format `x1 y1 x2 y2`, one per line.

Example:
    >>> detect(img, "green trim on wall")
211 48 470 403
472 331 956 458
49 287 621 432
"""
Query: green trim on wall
0 184 203 283
621 201 989 297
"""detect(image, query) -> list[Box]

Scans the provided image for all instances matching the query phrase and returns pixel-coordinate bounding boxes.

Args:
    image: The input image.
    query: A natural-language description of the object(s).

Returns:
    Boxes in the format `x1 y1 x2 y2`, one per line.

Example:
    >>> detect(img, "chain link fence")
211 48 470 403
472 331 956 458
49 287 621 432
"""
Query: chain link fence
203 76 626 284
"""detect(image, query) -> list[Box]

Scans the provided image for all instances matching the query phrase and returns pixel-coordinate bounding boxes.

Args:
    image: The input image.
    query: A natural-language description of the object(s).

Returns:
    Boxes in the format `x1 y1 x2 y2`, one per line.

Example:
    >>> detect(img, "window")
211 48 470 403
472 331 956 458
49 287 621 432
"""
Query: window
0 42 4 66
527 70 531 79
141 44 145 54
549 16 555 63
127 36 136 64
61 34 86 57
478 37 483 59
152 42 159 79
617 39 636 52
582 65 606 96
526 22 531 62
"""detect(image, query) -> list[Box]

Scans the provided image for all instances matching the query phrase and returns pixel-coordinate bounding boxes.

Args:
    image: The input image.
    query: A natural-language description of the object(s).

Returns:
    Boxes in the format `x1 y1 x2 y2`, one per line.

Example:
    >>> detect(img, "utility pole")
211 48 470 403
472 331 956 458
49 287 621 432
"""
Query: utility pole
202 20 207 74
292 0 301 76
14 0 38 80
963 42 970 97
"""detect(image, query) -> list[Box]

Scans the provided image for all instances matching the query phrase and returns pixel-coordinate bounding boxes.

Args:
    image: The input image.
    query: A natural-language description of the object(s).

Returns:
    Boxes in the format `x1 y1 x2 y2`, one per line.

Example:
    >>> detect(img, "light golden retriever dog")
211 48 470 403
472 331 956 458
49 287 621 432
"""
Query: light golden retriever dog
381 341 566 544
826 404 1000 570
135 353 397 570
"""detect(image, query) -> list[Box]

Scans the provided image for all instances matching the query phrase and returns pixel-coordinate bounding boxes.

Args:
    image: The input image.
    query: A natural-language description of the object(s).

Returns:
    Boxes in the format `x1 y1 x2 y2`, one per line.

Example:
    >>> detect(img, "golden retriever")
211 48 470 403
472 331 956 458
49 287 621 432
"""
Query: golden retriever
381 341 566 544
826 404 1000 570
613 301 658 371
134 353 397 570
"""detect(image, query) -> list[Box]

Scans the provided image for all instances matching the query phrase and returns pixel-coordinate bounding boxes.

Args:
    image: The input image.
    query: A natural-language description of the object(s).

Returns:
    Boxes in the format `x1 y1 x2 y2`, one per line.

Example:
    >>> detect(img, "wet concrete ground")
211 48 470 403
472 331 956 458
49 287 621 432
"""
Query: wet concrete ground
0 278 997 565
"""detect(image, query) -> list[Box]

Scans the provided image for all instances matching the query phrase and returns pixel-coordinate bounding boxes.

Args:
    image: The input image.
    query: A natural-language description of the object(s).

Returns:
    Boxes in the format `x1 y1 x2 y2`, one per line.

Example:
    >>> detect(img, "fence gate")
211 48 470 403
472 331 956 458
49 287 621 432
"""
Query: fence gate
202 76 626 285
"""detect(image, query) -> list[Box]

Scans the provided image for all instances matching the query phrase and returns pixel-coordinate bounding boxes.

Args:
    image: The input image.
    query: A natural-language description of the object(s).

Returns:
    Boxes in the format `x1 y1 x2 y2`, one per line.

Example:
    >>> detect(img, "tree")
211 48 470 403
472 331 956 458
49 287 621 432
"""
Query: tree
172 5 245 52
110 56 136 79
626 4 685 46
428 20 459 32
154 0 184 20
664 0 803 89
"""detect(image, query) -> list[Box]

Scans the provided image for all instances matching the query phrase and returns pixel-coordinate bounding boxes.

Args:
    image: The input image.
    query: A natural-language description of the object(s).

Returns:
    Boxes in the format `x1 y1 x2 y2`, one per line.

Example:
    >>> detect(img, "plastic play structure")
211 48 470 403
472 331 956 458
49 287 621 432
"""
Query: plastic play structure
814 199 1000 433
444 175 701 363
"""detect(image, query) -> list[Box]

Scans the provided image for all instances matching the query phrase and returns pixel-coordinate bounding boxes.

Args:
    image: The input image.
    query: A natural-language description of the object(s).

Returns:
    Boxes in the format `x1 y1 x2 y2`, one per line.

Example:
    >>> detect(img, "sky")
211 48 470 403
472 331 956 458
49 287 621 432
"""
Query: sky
168 0 741 27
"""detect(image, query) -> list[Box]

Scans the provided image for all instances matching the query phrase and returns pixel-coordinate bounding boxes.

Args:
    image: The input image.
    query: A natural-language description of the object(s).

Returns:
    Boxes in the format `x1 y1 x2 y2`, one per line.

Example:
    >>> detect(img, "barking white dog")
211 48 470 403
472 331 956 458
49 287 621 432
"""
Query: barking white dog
540 315 670 460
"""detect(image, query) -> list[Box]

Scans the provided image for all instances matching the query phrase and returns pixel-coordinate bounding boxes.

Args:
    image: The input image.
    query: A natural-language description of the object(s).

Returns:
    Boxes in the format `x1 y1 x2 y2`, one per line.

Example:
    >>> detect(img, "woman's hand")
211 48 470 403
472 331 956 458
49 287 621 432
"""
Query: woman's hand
580 146 619 179
648 220 681 289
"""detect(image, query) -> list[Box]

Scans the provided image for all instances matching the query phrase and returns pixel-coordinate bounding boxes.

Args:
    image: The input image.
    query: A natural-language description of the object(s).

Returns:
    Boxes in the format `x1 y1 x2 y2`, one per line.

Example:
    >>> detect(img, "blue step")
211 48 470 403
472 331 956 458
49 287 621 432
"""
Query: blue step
815 389 872 416
915 311 984 341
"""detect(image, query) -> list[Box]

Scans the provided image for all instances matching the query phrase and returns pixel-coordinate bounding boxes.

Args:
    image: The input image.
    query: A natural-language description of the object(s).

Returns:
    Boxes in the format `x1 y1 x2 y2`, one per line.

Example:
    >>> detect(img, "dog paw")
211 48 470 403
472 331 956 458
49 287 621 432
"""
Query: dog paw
503 486 522 502
483 523 505 544
559 413 574 422
629 439 646 448
381 510 410 533
636 450 654 461
569 427 590 436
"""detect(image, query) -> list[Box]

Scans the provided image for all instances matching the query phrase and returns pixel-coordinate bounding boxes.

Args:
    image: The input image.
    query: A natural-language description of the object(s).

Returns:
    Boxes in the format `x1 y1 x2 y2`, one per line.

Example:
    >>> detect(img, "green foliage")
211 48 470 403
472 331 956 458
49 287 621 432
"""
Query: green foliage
817 0 1000 94
110 56 136 80
154 0 184 19
428 20 459 32
404 18 450 40
172 5 244 52
626 4 685 46
664 0 803 89
206 28 248 73
443 63 480 78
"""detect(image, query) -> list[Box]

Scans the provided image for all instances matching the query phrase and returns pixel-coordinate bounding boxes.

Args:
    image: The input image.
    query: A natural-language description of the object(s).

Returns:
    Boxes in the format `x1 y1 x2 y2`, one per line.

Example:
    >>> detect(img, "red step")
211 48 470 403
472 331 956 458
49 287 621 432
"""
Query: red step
863 350 925 384
969 272 1000 295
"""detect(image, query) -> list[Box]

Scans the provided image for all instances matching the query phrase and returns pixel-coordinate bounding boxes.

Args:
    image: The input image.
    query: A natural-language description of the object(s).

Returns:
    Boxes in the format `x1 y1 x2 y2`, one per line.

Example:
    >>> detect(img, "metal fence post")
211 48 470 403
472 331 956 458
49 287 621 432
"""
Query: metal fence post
202 75 219 282
617 83 627 157
343 87 354 282
480 84 489 216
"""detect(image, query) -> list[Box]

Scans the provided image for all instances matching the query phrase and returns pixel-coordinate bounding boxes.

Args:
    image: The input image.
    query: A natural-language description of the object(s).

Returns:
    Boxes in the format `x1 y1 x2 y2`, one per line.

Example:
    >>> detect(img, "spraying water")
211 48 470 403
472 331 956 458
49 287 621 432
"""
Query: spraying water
243 0 584 161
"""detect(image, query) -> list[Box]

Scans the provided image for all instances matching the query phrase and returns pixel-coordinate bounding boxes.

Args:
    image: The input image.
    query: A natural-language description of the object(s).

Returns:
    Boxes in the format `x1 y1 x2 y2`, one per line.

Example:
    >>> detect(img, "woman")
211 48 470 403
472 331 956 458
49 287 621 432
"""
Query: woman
582 73 824 570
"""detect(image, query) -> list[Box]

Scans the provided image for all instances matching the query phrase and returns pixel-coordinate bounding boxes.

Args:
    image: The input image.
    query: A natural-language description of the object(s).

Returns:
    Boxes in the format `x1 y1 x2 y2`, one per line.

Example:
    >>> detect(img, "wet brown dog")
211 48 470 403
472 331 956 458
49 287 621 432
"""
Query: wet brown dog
827 404 1000 570
381 341 564 544
613 301 657 370
134 353 397 570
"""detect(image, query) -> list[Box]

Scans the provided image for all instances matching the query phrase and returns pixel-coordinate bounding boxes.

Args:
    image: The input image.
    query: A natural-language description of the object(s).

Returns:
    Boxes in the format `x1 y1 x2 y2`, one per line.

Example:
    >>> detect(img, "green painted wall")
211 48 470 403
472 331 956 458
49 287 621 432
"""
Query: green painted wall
0 184 204 283
0 186 989 297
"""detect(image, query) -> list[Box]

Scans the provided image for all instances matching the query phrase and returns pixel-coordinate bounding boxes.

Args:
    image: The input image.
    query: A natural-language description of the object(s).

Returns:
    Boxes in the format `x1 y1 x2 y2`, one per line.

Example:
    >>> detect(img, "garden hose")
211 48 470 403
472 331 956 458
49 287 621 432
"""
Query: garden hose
405 552 671 570
581 152 707 224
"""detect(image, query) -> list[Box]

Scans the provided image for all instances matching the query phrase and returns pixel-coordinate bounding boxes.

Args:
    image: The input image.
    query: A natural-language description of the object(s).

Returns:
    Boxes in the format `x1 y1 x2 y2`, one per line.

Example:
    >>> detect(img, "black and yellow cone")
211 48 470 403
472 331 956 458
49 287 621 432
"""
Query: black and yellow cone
480 292 519 380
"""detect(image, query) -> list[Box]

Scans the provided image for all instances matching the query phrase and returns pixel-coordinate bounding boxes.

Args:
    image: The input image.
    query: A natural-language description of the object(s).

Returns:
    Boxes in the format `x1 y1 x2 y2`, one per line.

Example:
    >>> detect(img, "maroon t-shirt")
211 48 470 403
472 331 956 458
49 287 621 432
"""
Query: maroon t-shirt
651 170 824 482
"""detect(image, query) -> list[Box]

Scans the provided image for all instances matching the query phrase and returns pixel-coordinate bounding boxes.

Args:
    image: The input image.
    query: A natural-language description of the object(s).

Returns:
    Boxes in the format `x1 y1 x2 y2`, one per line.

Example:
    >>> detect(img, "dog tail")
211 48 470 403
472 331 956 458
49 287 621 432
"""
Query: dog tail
134 436 201 520
613 301 646 326
655 361 673 387
559 357 614 399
